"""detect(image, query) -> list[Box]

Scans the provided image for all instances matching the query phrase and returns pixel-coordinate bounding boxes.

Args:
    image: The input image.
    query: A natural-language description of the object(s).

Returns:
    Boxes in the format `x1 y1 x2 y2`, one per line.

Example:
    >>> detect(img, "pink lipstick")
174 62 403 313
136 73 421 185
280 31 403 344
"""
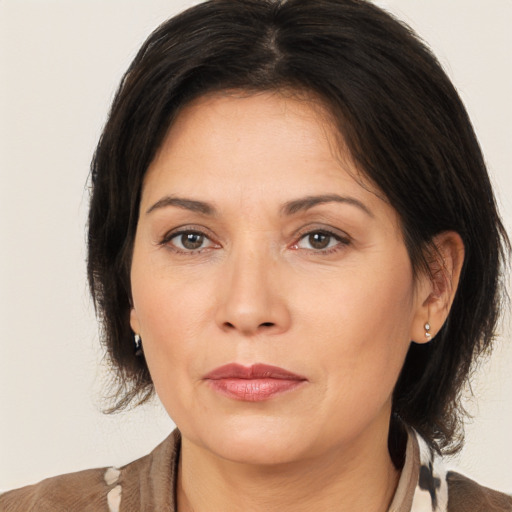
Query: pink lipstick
203 363 307 402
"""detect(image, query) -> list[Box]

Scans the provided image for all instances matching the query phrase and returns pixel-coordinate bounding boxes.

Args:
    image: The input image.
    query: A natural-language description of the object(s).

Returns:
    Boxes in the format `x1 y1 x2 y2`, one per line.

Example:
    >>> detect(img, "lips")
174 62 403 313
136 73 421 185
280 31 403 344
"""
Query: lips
203 363 307 402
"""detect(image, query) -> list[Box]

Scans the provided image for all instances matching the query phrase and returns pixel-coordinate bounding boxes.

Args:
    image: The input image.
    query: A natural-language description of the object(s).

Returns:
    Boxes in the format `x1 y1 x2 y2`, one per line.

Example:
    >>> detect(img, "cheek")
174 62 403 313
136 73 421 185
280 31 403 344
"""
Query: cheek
130 253 213 382
297 254 415 394
131 241 214 333
130 283 206 421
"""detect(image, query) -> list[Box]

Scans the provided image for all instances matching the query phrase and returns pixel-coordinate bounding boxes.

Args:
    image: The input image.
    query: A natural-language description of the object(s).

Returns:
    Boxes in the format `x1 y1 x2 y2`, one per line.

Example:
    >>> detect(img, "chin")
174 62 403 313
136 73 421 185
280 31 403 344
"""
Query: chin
215 434 305 466
195 416 314 466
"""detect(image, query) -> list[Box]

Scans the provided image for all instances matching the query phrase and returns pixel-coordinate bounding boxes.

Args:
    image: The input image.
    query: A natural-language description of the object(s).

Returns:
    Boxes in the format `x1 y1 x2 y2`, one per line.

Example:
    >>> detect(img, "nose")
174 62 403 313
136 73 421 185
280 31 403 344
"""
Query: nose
215 245 291 336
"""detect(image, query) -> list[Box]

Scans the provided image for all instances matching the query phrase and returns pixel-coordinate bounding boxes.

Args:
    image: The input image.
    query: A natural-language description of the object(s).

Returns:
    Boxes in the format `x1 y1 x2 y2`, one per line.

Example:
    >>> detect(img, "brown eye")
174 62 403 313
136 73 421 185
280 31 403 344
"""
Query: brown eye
167 231 214 252
181 233 205 250
294 230 347 252
308 232 331 249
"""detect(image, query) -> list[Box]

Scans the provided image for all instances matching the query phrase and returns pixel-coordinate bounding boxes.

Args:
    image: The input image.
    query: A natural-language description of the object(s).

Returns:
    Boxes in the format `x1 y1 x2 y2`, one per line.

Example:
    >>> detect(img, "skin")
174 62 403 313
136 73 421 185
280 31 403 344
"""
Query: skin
130 91 463 512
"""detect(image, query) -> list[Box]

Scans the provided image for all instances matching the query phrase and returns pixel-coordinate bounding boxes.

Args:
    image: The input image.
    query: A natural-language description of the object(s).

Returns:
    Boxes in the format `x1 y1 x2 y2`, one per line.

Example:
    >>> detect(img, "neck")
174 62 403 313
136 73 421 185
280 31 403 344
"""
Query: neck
177 422 400 512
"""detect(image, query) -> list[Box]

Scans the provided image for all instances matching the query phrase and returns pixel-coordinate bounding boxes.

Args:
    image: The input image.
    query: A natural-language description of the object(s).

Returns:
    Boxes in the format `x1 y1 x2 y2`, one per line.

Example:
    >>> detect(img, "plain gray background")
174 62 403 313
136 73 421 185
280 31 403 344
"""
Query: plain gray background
1 0 511 492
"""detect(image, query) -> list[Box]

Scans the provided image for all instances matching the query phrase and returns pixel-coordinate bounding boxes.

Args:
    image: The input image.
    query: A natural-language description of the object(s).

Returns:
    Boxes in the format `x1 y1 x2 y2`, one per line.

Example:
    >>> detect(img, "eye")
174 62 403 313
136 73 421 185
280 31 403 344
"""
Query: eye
294 230 347 251
166 231 216 252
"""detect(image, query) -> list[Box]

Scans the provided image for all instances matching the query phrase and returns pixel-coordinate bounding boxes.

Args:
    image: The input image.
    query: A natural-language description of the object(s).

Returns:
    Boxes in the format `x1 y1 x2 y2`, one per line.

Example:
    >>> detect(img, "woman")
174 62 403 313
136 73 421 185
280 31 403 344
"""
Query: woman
1 0 510 510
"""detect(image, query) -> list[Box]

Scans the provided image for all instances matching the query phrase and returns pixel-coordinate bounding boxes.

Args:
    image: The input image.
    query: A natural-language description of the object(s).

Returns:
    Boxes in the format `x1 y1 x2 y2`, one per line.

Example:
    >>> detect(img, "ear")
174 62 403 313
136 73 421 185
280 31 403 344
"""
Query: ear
130 307 141 335
410 231 465 343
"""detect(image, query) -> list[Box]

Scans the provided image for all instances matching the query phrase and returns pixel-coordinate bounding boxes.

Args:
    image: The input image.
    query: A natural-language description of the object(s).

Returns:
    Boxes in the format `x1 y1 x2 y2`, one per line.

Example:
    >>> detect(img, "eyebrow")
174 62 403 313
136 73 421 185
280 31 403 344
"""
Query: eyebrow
146 196 216 216
146 193 373 218
281 194 373 217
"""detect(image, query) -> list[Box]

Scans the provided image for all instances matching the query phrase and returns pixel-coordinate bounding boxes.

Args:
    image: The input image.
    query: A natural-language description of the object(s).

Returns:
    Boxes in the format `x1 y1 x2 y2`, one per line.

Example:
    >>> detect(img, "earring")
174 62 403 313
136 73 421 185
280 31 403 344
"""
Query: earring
424 321 432 340
134 333 143 356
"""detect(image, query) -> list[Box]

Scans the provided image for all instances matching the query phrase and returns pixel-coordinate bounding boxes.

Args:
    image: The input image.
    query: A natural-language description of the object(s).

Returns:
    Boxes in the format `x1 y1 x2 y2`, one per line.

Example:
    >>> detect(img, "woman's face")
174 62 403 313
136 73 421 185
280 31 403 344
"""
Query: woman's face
130 91 429 465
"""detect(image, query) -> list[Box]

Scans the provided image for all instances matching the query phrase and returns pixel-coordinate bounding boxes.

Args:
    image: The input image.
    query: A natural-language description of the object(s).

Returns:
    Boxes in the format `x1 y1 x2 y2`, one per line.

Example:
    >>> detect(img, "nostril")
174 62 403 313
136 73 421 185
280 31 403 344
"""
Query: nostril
221 320 279 333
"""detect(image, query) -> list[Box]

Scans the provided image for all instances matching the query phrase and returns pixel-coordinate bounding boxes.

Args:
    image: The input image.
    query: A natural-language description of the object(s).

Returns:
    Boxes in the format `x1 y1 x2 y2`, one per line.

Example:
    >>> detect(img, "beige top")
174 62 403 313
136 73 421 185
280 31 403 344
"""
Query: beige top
1 429 511 511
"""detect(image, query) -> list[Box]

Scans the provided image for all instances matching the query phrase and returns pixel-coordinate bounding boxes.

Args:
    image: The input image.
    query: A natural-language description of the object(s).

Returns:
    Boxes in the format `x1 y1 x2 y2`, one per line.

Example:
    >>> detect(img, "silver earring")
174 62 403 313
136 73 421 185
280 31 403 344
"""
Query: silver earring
424 322 431 339
134 333 143 356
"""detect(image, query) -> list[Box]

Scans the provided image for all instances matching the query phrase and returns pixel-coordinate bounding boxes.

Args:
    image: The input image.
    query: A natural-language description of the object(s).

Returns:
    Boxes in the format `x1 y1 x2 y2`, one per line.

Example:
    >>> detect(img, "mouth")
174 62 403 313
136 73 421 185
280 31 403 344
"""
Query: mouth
203 363 308 402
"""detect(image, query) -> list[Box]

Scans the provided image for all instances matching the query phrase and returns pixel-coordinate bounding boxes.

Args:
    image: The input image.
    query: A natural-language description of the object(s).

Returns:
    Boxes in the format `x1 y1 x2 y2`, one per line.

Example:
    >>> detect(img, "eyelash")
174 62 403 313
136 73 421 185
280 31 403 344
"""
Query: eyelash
291 229 350 254
159 228 218 255
159 227 350 255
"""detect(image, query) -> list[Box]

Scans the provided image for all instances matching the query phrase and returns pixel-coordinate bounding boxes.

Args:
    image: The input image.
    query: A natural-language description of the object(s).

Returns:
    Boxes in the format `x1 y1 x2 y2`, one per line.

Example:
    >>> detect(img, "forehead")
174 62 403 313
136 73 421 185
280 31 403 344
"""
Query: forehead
154 90 340 163
139 90 405 246
141 91 389 224
144 90 378 198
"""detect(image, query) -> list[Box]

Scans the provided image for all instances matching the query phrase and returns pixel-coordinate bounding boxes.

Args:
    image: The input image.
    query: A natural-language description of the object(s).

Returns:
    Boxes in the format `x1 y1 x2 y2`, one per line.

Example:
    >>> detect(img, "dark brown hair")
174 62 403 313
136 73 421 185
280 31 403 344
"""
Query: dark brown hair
87 0 509 455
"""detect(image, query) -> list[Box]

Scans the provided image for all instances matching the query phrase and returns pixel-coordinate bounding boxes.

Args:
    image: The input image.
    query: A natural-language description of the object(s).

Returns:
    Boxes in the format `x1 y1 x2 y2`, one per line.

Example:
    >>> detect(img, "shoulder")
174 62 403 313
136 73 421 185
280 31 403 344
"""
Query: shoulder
447 471 512 512
0 430 180 512
0 466 112 512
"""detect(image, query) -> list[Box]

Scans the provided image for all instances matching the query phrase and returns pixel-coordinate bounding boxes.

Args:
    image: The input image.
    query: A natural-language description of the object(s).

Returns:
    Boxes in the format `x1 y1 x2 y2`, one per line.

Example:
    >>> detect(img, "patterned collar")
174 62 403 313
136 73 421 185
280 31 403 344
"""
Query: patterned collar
389 428 448 512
